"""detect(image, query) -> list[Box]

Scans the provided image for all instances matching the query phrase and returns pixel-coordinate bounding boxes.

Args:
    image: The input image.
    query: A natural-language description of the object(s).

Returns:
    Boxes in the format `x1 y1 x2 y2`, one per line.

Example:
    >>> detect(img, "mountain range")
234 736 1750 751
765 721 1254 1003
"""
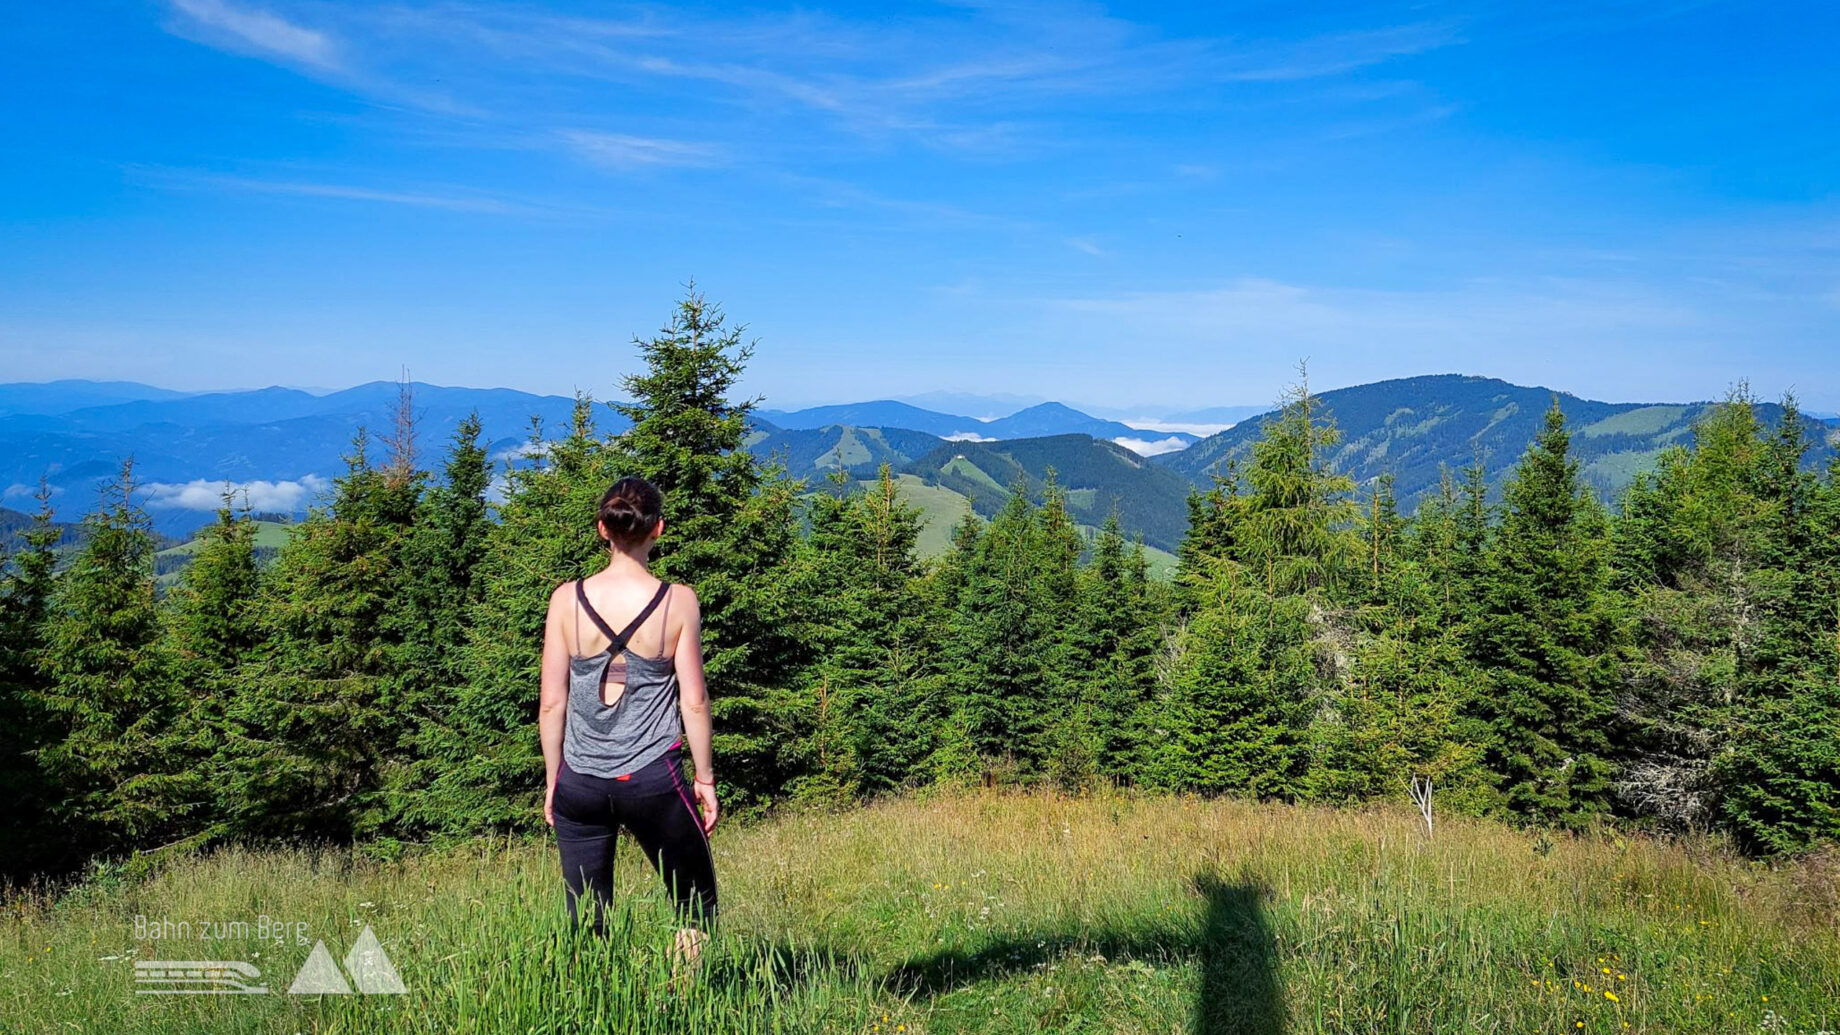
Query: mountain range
1160 375 1837 512
3 376 1833 556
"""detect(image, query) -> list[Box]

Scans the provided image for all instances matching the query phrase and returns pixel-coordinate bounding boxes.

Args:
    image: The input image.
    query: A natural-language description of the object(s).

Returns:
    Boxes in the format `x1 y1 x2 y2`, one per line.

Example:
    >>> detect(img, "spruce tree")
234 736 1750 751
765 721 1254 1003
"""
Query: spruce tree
1078 514 1166 785
1154 562 1316 797
222 433 420 840
419 398 619 835
1609 395 1773 828
1466 400 1622 825
389 414 493 832
1035 470 1100 788
1310 472 1483 807
162 498 264 844
1156 379 1354 798
1713 398 1840 851
1176 464 1249 611
784 466 934 802
939 482 1062 778
1242 377 1357 596
37 461 183 855
611 288 807 809
0 482 64 876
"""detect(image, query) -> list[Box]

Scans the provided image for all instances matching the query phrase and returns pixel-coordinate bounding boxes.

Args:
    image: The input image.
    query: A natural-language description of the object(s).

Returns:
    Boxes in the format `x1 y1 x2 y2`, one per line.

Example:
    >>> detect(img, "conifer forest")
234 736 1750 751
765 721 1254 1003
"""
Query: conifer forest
4 291 1837 883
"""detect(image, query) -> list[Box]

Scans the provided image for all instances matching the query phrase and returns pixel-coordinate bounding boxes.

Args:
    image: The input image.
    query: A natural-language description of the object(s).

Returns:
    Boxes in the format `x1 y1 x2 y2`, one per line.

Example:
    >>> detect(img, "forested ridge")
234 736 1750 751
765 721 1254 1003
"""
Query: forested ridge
3 292 1837 882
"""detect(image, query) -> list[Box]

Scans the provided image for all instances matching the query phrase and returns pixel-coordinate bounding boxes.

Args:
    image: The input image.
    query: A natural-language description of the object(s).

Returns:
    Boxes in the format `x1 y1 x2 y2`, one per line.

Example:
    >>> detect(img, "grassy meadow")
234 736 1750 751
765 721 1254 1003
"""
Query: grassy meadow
3 790 1836 1034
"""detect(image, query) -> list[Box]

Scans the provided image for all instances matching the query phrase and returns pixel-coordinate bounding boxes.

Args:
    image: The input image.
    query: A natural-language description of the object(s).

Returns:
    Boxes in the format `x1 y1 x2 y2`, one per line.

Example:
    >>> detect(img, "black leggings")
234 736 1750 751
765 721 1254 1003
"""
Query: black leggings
553 749 718 932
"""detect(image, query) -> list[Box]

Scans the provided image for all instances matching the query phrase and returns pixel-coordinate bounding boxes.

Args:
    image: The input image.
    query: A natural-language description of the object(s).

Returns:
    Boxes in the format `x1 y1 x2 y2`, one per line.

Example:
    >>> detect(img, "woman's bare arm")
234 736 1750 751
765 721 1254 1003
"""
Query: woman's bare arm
538 583 571 826
673 586 718 832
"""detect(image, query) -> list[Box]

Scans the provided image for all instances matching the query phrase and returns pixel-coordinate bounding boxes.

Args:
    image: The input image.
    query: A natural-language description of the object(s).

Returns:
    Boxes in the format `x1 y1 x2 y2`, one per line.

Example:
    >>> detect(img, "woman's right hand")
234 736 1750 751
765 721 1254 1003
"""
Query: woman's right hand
693 780 719 834
544 781 557 827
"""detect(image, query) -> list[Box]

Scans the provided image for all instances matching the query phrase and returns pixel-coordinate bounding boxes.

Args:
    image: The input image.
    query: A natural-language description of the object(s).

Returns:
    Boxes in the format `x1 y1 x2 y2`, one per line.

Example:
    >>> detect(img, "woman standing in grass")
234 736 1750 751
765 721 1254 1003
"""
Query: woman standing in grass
538 476 719 971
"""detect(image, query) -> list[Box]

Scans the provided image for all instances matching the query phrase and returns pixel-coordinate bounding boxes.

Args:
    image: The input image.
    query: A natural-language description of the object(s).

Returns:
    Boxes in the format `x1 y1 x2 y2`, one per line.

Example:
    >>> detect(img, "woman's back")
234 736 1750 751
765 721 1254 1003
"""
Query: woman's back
561 573 686 779
566 572 682 662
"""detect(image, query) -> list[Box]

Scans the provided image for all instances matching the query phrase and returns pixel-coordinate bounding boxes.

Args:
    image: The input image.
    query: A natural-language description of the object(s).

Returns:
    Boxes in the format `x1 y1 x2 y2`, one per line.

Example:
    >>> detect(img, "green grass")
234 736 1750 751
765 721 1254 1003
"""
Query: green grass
6 791 1836 1034
818 429 876 470
1576 406 1691 439
939 456 1006 495
156 520 299 589
1137 543 1179 580
155 520 298 559
885 474 977 559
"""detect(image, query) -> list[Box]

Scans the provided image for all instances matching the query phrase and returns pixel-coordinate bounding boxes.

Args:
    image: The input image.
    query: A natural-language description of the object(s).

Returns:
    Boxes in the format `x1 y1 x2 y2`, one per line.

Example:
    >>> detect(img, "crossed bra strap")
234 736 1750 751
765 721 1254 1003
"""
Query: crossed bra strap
575 579 671 657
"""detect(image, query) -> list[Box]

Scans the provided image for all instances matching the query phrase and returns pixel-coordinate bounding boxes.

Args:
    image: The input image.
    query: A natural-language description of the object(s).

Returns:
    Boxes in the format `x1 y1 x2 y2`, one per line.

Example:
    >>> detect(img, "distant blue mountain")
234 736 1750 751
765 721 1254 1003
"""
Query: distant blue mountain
758 400 991 438
760 398 1195 447
890 390 1045 419
1163 404 1266 425
0 379 194 418
10 375 1826 550
979 402 1197 447
0 381 595 537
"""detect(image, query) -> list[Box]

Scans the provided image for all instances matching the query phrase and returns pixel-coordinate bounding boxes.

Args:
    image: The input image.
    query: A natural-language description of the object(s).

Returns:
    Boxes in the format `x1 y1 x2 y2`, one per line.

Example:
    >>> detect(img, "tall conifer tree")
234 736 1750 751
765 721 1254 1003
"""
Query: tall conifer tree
1467 401 1623 824
0 483 64 875
223 433 420 840
163 498 264 843
421 398 619 835
612 288 806 808
37 461 181 855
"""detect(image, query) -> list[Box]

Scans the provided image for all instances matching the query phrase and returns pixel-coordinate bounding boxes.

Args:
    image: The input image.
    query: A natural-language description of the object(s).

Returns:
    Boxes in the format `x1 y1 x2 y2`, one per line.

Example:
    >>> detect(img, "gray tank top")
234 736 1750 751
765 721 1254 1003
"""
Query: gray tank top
561 579 684 778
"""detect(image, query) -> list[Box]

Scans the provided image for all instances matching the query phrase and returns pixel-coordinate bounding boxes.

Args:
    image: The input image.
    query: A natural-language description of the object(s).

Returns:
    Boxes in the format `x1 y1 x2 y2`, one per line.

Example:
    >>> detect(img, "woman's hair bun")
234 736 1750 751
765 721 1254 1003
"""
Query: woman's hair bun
597 476 665 547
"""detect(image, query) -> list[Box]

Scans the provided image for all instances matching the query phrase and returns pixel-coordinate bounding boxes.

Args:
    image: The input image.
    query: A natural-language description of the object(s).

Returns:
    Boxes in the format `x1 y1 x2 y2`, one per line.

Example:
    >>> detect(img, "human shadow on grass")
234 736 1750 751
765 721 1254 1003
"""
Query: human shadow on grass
878 873 1285 1035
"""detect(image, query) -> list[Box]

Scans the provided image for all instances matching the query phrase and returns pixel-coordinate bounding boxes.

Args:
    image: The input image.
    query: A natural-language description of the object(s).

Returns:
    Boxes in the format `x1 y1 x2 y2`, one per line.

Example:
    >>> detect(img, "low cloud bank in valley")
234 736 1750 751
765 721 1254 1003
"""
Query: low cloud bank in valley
143 475 330 512
1112 436 1191 457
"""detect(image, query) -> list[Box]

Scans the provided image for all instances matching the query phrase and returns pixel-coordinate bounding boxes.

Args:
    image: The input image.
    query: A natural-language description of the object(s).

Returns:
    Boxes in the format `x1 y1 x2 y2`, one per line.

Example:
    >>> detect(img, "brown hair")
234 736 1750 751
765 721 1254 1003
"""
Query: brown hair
597 476 664 548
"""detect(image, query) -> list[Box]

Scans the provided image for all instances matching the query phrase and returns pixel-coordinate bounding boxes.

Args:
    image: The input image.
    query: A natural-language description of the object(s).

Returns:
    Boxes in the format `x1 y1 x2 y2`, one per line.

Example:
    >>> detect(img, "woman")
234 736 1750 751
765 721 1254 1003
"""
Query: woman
538 476 719 968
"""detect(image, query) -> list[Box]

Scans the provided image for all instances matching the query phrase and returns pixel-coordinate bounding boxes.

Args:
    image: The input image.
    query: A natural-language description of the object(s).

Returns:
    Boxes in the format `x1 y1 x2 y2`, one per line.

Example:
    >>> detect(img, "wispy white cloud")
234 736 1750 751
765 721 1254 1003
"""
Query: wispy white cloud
1218 22 1464 82
3 482 63 501
1065 236 1105 256
561 130 724 169
133 168 561 216
214 177 520 213
944 431 997 443
156 2 1469 160
1055 276 1702 342
491 441 550 463
778 174 1025 231
165 0 340 71
144 475 330 512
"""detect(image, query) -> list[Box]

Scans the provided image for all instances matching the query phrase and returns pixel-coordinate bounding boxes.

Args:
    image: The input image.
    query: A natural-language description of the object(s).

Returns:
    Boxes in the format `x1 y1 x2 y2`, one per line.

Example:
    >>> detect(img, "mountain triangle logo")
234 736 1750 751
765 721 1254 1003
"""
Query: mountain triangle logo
287 925 406 995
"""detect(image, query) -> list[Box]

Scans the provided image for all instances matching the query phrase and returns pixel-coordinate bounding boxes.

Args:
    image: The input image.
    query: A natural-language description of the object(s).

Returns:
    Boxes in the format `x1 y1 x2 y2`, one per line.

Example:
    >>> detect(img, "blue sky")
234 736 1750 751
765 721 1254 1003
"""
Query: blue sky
3 0 1838 412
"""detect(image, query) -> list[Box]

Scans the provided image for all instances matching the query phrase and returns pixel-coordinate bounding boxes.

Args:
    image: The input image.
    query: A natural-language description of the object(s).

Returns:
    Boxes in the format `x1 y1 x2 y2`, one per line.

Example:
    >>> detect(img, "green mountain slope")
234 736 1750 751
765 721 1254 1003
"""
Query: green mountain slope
873 473 1178 576
744 424 945 477
152 519 297 588
902 434 1195 553
1158 375 1839 508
